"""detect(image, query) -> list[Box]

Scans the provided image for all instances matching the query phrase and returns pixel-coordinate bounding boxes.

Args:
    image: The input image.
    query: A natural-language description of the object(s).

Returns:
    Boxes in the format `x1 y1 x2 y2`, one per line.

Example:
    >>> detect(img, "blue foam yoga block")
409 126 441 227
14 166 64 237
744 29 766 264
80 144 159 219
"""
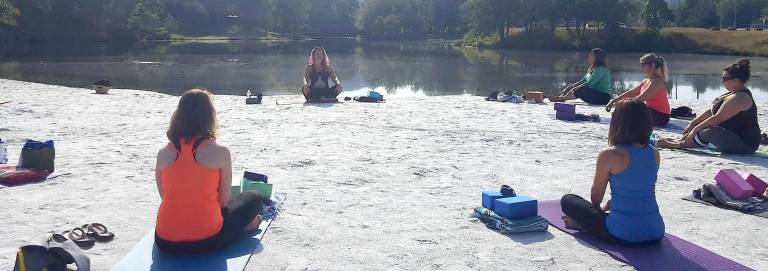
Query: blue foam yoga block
482 191 506 210
494 195 538 219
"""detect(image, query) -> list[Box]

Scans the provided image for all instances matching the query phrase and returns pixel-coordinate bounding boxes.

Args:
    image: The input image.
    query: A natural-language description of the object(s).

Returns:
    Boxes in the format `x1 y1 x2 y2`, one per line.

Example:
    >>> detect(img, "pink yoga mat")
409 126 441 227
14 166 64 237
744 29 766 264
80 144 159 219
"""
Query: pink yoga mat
538 200 754 271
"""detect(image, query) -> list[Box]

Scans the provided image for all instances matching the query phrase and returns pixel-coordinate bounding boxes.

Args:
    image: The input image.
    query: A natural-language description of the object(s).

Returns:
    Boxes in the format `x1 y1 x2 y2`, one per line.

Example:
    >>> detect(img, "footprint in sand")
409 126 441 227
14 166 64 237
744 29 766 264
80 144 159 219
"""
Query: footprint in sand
287 159 316 168
415 239 439 245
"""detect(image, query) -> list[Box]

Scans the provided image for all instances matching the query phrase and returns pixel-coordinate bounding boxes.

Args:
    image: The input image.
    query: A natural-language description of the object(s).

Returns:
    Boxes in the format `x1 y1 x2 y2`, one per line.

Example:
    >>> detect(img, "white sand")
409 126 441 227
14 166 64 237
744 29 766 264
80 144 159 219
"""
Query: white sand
0 79 766 270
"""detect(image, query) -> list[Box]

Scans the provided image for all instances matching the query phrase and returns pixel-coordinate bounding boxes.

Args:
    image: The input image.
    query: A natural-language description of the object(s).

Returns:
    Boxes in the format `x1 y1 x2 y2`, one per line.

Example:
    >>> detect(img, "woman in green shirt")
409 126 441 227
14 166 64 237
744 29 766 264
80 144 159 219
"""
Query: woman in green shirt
550 48 612 105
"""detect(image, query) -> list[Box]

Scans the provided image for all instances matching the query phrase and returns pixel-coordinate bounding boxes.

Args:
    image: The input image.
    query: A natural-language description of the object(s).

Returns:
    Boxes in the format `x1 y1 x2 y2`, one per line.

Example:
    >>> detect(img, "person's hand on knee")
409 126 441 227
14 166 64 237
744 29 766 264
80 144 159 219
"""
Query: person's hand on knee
601 200 611 212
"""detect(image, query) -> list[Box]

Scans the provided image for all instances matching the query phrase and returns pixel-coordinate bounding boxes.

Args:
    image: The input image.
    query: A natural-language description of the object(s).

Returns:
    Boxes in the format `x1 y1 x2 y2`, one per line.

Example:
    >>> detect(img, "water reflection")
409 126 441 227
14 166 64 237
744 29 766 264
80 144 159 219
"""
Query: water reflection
0 39 765 100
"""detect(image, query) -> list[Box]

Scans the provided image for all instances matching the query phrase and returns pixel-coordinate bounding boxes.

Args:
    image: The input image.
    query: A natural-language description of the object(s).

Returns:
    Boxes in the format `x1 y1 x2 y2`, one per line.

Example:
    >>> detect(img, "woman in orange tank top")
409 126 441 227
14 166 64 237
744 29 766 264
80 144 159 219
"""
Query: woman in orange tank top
606 53 671 127
155 89 264 255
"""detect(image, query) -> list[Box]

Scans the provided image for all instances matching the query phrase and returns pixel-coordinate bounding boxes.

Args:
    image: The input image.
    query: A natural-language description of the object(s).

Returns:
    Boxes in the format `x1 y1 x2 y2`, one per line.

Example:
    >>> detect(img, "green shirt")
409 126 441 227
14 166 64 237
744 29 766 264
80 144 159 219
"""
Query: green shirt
580 66 612 94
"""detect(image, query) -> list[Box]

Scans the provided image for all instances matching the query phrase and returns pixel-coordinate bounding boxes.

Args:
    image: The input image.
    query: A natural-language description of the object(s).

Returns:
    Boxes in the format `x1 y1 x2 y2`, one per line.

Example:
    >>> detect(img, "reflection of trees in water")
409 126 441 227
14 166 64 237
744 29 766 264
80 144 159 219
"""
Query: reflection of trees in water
5 39 767 97
351 46 617 96
354 45 466 95
686 76 721 96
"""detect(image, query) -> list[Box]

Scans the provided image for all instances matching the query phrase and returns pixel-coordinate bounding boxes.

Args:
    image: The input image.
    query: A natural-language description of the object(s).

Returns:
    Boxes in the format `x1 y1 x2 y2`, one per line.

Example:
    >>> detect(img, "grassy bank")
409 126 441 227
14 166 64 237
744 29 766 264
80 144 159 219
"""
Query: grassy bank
165 32 292 43
459 27 768 56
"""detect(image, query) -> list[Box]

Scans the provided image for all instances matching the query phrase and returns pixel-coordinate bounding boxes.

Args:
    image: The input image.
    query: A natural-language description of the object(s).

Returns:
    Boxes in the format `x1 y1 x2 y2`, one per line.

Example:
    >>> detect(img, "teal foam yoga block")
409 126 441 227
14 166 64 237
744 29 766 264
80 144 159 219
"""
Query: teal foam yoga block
494 195 538 219
482 191 506 210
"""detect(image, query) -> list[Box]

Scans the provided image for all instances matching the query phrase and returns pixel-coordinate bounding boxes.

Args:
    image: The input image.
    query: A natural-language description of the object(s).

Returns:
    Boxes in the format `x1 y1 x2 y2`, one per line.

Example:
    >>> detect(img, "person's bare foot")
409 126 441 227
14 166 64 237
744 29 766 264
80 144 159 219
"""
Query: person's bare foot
656 138 684 149
655 138 671 148
245 215 263 231
562 215 583 230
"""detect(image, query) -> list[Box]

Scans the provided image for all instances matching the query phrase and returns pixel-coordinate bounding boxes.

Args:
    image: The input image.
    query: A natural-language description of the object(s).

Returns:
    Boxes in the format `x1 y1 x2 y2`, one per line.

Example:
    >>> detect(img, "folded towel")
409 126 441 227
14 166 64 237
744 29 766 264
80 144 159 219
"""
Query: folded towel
473 207 549 234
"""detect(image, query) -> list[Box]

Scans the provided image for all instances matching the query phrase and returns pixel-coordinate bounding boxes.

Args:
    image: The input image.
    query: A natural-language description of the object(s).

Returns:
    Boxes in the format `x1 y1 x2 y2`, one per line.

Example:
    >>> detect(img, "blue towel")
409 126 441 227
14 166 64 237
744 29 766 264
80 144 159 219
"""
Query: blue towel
473 207 549 234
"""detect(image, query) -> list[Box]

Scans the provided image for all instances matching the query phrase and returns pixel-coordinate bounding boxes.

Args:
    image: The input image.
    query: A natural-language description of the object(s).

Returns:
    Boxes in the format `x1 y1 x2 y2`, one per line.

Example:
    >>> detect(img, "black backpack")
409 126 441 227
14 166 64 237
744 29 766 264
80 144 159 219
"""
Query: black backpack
14 233 90 271
671 106 696 119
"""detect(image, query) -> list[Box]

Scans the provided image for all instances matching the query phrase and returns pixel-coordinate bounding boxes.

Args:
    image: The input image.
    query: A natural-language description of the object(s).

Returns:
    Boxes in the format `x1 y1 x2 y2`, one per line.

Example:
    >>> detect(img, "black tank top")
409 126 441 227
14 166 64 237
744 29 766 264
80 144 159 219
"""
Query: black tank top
308 65 330 88
712 89 761 150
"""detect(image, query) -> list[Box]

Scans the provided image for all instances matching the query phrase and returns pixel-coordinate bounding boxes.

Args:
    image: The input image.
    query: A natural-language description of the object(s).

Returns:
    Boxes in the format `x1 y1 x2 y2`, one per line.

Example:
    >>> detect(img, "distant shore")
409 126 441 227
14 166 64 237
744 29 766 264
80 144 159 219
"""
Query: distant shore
458 27 768 57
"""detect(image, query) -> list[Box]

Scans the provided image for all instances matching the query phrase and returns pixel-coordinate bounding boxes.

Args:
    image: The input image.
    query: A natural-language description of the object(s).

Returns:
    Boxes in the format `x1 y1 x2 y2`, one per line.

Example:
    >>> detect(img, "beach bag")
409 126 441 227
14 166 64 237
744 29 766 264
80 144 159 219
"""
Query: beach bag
0 138 7 164
19 140 55 173
671 106 696 119
14 233 90 271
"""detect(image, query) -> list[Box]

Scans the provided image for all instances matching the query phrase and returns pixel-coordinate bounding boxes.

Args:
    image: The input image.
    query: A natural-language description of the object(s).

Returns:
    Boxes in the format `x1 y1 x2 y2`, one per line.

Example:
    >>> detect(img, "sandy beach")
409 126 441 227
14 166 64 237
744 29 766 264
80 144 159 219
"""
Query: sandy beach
0 78 766 270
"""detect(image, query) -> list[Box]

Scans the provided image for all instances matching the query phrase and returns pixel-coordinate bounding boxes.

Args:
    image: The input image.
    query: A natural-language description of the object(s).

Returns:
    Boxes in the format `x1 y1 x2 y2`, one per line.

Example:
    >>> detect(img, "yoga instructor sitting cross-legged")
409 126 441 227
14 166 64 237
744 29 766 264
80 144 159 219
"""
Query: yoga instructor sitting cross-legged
302 47 342 102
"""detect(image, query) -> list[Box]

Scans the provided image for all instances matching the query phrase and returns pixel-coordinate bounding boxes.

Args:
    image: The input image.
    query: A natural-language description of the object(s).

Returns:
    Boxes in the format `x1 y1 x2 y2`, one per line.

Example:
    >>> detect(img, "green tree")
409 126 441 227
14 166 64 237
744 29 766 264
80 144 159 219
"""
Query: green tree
273 0 310 34
0 0 18 25
679 0 719 27
308 0 358 35
640 0 673 31
128 0 171 39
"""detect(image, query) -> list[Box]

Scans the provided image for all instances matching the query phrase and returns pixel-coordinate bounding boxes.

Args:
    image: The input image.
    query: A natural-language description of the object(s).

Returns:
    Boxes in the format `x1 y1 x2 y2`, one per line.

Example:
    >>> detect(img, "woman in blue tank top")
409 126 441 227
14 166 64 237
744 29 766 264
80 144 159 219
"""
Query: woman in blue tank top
560 99 665 245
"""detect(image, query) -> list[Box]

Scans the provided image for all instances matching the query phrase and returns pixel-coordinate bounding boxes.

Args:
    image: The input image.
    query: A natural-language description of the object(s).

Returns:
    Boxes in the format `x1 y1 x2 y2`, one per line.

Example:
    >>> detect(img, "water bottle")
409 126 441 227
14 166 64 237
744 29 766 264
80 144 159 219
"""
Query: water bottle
246 90 252 97
0 138 6 164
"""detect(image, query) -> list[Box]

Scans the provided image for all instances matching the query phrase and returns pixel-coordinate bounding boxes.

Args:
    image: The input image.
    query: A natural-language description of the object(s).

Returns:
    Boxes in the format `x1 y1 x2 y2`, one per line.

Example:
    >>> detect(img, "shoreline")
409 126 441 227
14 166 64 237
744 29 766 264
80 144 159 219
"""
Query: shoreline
0 79 766 270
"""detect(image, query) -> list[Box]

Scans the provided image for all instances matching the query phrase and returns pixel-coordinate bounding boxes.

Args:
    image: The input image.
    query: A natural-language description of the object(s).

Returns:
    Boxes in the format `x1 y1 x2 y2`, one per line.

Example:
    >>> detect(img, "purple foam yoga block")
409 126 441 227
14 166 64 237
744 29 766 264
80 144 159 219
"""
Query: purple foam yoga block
714 169 754 200
554 102 576 121
554 102 575 111
494 195 538 219
482 191 506 210
742 173 768 196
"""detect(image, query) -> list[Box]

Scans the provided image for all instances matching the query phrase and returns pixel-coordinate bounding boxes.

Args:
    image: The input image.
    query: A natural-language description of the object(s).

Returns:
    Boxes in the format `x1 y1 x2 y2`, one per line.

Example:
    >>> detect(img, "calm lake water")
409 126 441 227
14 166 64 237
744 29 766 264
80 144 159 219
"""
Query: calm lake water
1 39 766 100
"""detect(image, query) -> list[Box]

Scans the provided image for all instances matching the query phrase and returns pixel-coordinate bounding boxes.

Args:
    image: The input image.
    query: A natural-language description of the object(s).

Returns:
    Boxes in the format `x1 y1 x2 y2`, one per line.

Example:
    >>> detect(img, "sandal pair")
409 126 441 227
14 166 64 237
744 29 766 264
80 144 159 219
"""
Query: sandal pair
61 223 115 248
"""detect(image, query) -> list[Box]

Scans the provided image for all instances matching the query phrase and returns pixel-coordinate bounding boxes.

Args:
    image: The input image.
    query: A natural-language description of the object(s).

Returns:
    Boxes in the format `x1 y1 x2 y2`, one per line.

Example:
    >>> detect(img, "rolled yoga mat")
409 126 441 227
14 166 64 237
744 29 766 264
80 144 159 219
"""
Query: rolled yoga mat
537 200 754 271
112 193 286 271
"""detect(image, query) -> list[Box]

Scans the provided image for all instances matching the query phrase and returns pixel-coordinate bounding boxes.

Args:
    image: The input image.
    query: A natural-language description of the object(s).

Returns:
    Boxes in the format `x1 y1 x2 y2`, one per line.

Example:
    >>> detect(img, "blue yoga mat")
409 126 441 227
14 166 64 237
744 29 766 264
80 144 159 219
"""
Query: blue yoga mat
112 193 286 271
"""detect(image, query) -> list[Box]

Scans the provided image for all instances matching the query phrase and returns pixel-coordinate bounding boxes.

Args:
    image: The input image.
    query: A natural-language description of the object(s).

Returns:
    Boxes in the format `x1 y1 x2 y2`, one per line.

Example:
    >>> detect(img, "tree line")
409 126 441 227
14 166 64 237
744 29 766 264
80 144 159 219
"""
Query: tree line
0 0 767 42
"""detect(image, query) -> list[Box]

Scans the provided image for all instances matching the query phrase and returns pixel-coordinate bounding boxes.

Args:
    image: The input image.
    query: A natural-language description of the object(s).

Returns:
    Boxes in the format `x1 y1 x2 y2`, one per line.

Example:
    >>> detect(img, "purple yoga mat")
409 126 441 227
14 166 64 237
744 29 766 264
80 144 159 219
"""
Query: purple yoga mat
538 200 754 271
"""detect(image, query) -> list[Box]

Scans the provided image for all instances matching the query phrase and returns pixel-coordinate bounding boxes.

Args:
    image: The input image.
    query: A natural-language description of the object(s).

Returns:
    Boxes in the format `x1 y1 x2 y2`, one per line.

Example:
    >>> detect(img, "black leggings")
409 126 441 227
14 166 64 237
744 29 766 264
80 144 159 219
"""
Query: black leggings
303 86 339 101
155 192 265 255
573 87 611 105
560 194 619 243
649 108 671 127
561 194 661 246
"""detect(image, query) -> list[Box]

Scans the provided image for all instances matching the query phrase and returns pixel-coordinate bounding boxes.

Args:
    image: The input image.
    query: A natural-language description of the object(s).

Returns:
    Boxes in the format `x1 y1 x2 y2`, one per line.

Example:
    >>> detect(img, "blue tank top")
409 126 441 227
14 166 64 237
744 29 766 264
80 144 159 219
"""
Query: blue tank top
605 144 665 243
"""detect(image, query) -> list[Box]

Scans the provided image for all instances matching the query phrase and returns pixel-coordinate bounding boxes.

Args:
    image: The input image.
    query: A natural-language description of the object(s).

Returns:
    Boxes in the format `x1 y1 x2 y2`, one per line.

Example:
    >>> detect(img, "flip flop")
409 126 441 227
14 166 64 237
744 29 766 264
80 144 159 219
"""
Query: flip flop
61 228 96 248
84 223 115 242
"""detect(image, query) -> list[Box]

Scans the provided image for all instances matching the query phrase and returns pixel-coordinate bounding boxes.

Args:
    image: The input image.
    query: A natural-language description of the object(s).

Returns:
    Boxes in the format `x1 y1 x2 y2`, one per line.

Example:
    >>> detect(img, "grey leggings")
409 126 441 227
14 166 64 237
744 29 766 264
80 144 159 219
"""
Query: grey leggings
695 127 756 154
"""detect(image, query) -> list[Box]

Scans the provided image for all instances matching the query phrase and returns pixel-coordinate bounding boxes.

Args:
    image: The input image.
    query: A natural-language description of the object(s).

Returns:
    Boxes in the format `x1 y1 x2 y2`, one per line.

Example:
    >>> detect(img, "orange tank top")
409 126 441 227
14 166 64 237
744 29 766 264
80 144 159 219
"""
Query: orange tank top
641 79 671 114
156 138 223 241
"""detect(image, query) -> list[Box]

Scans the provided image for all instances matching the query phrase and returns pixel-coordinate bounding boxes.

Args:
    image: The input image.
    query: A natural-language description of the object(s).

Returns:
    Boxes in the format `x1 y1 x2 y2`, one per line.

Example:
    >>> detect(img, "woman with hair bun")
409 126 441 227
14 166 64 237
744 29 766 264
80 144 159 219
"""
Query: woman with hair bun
606 53 671 126
657 59 761 154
